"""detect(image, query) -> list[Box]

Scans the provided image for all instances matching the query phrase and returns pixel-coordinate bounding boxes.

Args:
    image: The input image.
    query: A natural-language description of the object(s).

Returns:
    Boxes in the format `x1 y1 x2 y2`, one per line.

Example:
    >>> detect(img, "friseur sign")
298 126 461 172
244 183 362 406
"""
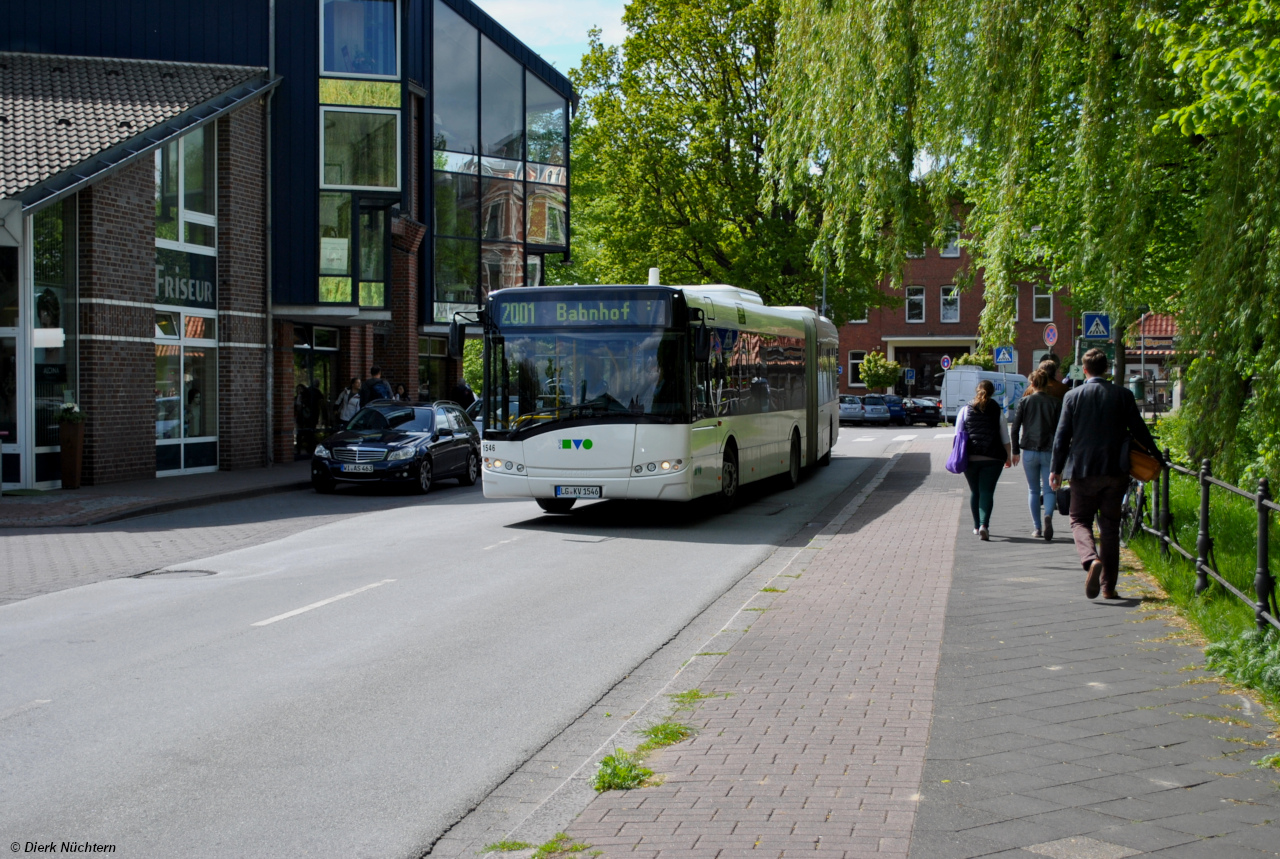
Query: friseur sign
155 249 216 310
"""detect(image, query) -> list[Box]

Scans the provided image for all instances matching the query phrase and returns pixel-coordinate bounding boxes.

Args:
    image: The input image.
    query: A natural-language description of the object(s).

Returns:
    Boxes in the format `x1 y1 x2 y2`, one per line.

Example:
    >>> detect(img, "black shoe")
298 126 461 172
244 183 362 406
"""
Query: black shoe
1043 519 1053 541
1086 560 1103 600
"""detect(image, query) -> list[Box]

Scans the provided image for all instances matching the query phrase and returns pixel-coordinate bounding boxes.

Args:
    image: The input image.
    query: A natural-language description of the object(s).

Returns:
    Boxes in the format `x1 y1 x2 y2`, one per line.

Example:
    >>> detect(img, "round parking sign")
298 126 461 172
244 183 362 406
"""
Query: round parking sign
940 355 953 371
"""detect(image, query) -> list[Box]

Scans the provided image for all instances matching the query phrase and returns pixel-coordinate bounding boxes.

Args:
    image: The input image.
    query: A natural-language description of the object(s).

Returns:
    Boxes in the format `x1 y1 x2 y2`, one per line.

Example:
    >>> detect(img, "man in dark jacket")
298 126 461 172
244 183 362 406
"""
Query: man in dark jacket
1050 348 1158 599
361 366 393 404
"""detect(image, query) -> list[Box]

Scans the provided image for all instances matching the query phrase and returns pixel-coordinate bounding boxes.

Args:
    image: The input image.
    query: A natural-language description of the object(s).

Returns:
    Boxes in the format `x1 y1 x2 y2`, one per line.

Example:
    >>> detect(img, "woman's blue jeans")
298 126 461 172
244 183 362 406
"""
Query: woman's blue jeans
1021 449 1055 530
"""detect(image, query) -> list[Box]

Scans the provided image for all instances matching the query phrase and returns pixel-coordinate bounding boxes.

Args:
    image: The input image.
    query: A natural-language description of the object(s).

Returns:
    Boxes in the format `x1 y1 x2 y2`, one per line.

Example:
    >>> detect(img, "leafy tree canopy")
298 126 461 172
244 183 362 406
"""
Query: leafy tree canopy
860 350 902 391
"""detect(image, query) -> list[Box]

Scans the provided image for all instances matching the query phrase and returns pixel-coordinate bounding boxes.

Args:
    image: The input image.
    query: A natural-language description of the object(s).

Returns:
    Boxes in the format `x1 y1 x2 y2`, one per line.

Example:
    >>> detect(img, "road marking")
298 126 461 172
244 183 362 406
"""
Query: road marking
852 437 874 442
251 579 396 627
892 434 918 441
934 432 953 438
0 699 52 722
483 537 519 551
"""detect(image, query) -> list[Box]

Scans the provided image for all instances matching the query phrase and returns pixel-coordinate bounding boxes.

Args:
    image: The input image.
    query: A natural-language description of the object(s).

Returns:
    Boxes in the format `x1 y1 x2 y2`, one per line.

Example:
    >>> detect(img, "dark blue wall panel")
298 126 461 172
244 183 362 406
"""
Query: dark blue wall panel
0 0 270 66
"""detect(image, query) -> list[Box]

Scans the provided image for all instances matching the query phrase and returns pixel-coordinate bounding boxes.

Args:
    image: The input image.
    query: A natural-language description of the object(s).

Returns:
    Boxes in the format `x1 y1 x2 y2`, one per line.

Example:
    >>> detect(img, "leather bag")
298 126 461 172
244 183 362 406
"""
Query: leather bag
1129 439 1162 483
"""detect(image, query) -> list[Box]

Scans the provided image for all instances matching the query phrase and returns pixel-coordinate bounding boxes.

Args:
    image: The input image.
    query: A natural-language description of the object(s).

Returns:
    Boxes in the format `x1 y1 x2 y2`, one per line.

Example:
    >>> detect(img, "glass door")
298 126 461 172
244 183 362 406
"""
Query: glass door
291 326 339 458
1 243 20 489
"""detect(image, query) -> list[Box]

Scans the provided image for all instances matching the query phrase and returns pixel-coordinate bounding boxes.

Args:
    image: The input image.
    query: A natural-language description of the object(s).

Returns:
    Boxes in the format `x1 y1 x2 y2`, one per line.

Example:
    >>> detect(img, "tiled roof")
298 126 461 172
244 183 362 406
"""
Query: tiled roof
0 52 267 201
1137 313 1178 339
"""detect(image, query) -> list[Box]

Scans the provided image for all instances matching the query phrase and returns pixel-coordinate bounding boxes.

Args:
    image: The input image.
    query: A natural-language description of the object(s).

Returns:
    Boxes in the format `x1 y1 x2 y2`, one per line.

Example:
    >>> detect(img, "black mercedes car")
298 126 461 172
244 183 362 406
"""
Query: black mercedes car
311 400 480 494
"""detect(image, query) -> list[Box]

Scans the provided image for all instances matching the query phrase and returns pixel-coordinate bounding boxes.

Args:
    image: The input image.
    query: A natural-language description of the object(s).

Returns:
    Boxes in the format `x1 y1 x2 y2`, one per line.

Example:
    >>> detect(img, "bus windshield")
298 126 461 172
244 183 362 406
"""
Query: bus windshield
486 328 688 435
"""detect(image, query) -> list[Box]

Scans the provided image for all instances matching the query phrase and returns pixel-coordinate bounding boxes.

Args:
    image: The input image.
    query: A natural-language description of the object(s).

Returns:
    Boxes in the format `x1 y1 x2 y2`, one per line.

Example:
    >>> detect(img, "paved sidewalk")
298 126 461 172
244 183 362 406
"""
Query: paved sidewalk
0 461 310 527
561 441 1280 857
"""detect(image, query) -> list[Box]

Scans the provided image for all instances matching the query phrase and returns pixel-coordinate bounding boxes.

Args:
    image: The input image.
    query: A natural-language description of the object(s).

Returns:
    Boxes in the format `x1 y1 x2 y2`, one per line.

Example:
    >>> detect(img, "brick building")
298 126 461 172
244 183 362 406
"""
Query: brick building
840 232 1076 397
2 0 573 487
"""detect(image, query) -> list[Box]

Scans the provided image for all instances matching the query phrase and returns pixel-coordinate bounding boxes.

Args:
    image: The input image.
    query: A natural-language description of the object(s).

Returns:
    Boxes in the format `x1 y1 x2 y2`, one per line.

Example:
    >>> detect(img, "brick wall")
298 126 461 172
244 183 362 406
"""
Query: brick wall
77 159 156 485
217 100 269 469
271 319 296 463
378 214 426 398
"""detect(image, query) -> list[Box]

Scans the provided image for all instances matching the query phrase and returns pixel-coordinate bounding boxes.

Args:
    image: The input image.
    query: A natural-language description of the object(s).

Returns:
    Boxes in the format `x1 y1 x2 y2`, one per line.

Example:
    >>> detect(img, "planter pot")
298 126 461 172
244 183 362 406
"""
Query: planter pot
59 422 84 490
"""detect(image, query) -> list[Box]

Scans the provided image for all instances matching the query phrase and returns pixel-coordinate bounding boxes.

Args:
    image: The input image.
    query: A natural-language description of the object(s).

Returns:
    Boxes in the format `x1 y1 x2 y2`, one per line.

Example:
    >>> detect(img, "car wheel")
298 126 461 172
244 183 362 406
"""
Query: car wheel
786 431 801 488
536 497 576 514
416 456 433 495
720 442 740 508
312 474 336 494
458 450 479 486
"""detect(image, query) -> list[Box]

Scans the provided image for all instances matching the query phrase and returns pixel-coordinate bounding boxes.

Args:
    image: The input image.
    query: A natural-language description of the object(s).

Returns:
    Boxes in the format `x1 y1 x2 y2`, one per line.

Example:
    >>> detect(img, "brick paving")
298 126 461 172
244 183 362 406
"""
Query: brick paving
558 440 1280 858
565 446 962 857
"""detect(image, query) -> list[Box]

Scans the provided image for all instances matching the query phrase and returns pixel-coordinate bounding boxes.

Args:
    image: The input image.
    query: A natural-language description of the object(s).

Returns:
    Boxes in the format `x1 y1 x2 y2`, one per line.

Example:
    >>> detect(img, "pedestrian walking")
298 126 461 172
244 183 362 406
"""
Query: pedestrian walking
1011 367 1064 540
334 378 361 423
1037 356 1069 398
957 379 1013 541
1050 348 1158 600
361 366 393 404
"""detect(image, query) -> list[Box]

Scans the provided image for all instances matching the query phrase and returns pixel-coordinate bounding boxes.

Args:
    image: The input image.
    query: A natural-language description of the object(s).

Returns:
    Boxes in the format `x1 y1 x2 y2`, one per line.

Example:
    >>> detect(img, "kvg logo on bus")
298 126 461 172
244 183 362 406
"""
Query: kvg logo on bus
560 439 594 450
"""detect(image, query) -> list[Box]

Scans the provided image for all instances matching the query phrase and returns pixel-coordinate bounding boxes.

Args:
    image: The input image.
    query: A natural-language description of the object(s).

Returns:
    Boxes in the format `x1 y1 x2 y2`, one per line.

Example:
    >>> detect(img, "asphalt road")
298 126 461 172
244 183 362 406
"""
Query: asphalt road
0 426 926 858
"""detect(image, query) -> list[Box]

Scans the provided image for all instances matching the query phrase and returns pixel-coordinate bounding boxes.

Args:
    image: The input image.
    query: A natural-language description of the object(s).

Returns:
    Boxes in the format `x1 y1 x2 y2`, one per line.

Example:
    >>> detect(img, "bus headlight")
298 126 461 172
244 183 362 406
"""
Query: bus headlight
647 462 657 472
660 461 671 470
491 459 502 469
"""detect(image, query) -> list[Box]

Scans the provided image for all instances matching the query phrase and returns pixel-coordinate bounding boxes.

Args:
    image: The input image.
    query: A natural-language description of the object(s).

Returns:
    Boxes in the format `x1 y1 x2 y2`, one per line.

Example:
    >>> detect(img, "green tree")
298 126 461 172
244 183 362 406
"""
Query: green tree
567 0 878 321
860 351 901 391
953 352 995 372
462 339 484 393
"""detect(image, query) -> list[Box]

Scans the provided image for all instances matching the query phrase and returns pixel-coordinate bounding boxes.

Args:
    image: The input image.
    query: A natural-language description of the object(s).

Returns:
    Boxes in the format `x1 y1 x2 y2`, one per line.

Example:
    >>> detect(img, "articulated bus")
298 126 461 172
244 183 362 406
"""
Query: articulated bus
456 284 839 512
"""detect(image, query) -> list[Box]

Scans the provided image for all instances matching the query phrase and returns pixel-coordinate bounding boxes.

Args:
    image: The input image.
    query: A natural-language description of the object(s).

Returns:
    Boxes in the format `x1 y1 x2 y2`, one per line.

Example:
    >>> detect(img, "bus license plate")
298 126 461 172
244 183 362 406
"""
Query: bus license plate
556 485 601 498
341 464 375 473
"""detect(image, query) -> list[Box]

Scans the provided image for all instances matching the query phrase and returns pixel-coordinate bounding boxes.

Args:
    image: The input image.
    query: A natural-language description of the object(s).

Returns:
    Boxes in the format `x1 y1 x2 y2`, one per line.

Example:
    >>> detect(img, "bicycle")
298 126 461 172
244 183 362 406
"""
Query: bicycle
1119 476 1148 547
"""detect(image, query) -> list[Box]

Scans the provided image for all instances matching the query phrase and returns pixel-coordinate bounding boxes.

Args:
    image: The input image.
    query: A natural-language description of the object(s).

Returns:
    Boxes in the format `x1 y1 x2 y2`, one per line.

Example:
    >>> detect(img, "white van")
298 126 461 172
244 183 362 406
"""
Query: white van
941 367 1028 421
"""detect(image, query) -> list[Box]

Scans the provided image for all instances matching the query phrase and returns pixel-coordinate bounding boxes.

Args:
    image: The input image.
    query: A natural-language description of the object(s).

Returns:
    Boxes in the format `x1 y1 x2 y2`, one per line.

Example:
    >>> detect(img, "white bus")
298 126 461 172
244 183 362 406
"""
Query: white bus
454 284 839 512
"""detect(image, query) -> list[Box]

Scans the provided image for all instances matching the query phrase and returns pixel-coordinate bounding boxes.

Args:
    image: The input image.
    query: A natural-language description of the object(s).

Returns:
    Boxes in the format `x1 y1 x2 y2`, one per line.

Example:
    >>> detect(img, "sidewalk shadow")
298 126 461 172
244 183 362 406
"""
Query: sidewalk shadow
822 451 931 540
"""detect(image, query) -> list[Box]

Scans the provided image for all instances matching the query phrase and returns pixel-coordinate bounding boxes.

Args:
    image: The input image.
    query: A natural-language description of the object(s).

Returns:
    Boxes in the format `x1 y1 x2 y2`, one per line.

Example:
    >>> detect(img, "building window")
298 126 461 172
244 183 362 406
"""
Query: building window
435 237 479 323
940 222 961 258
419 336 448 400
906 286 925 323
527 183 567 247
32 197 79 484
322 108 399 190
526 71 567 165
1033 284 1053 321
154 310 219 474
941 285 959 323
155 125 216 252
847 303 868 323
432 0 478 153
481 37 523 160
847 350 866 387
321 0 398 79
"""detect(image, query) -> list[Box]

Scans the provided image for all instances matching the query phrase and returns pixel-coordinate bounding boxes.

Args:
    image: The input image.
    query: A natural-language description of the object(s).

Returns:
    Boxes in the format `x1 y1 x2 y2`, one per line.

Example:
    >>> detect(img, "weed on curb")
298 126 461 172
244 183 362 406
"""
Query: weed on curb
593 748 653 791
669 688 728 711
1254 751 1280 770
760 586 787 593
483 832 595 857
482 840 533 853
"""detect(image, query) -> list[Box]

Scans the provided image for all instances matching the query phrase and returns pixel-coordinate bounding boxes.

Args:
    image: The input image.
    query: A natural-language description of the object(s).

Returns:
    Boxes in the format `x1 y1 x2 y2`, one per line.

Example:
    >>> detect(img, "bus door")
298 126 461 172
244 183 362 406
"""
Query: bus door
803 316 819 466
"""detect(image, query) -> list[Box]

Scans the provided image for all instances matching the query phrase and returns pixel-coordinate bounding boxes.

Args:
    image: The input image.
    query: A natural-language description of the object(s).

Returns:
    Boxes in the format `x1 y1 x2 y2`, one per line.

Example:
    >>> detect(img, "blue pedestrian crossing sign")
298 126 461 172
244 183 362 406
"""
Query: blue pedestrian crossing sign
904 368 916 383
994 346 1015 366
1083 312 1111 340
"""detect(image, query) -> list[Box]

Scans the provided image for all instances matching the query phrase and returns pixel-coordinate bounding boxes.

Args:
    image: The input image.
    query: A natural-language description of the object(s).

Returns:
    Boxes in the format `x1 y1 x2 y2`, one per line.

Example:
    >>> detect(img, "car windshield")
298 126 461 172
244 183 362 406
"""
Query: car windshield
346 406 432 432
840 396 857 404
863 396 885 405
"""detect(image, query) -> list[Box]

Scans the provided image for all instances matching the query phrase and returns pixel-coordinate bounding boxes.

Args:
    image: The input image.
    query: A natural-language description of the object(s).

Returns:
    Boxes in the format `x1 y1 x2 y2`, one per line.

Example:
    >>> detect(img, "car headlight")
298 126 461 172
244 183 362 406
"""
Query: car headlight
313 445 330 459
387 448 415 461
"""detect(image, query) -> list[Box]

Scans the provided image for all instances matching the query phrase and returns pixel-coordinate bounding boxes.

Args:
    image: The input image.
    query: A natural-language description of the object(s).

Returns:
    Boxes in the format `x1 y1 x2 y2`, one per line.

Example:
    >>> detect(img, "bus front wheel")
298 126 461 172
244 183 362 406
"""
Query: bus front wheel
537 498 576 514
720 445 740 507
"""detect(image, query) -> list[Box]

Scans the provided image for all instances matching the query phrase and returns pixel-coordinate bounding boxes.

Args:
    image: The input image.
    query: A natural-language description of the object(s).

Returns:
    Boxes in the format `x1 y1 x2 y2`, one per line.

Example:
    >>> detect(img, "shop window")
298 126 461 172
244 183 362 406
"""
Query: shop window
526 71 567 165
1033 284 1053 321
432 0 478 153
155 310 218 474
481 36 523 160
322 0 398 78
434 237 478 323
32 197 79 452
156 125 216 251
941 285 959 323
322 108 399 190
906 286 925 323
847 350 866 387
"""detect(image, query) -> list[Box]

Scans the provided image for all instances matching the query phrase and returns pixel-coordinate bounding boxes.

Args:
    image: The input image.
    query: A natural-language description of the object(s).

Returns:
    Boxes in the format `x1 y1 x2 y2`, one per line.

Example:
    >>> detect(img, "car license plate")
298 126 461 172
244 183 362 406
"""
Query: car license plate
556 485 601 498
341 464 374 473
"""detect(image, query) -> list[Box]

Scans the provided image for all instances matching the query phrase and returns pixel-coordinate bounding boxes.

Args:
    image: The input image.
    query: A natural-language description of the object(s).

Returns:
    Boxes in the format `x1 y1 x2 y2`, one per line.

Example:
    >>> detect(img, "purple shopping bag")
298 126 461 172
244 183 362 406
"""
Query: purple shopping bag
945 408 969 474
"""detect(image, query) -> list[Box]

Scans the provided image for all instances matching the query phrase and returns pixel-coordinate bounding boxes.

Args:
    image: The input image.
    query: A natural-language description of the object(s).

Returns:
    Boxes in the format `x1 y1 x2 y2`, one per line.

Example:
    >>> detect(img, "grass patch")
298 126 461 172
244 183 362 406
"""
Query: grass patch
1255 751 1280 770
696 651 728 657
669 688 727 711
638 721 692 752
593 748 653 791
1127 469 1280 707
744 607 768 612
760 587 787 593
483 841 534 852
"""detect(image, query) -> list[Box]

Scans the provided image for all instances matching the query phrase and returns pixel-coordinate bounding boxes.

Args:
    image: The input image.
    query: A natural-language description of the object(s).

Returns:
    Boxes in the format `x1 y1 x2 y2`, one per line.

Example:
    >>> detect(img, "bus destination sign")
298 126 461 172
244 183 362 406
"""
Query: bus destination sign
496 298 669 328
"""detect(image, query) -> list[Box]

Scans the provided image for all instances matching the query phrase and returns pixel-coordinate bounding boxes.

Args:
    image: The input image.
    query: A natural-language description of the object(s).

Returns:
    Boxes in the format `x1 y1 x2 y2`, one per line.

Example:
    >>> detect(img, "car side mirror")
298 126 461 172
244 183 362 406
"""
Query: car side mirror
436 427 454 438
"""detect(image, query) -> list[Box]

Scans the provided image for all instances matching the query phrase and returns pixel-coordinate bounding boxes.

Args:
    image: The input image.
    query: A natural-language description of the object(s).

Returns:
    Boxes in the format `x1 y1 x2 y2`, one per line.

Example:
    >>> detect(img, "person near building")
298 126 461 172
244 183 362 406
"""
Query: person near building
334 378 361 423
1038 356 1069 398
1049 348 1158 600
1010 367 1063 541
958 379 1013 541
452 380 476 408
393 383 410 401
362 366 393 404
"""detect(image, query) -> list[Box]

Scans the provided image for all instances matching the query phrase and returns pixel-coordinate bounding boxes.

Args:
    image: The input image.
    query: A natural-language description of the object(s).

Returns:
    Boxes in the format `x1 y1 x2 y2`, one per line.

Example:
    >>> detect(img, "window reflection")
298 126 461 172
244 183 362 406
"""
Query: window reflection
481 36 523 160
33 198 78 450
527 184 567 247
526 71 566 165
434 237 478 323
432 0 478 153
434 171 479 238
482 242 524 296
481 179 523 242
322 109 398 189
323 0 397 77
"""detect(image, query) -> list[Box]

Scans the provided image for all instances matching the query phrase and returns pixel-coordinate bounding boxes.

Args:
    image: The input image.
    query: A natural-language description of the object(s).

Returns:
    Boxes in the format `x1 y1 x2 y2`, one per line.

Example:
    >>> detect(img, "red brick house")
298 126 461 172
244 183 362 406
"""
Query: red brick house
839 231 1076 397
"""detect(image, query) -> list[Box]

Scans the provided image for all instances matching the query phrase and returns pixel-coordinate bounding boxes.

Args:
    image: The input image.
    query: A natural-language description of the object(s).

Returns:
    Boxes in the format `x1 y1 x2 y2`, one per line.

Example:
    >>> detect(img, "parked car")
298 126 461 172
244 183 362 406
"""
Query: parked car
904 398 942 427
882 394 908 426
311 400 480 494
465 398 483 436
838 395 864 425
860 394 891 425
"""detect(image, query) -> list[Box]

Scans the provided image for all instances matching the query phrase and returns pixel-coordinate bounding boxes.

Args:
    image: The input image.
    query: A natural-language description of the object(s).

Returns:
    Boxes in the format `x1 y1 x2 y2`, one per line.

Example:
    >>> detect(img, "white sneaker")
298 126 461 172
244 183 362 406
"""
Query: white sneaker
973 528 980 535
1033 528 1043 538
979 526 990 541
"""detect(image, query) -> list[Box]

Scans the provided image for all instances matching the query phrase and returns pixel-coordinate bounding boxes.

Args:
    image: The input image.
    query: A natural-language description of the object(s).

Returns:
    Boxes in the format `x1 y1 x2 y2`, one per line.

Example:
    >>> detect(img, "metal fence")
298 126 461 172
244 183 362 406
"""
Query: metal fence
1140 454 1279 633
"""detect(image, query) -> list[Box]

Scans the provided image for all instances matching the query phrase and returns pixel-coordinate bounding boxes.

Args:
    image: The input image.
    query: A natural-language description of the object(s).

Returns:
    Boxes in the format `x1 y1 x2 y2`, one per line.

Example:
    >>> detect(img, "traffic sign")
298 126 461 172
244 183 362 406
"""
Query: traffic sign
1068 363 1085 381
994 346 1015 366
1083 312 1111 340
940 355 952 371
837 364 843 376
1043 323 1058 347
904 368 916 384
